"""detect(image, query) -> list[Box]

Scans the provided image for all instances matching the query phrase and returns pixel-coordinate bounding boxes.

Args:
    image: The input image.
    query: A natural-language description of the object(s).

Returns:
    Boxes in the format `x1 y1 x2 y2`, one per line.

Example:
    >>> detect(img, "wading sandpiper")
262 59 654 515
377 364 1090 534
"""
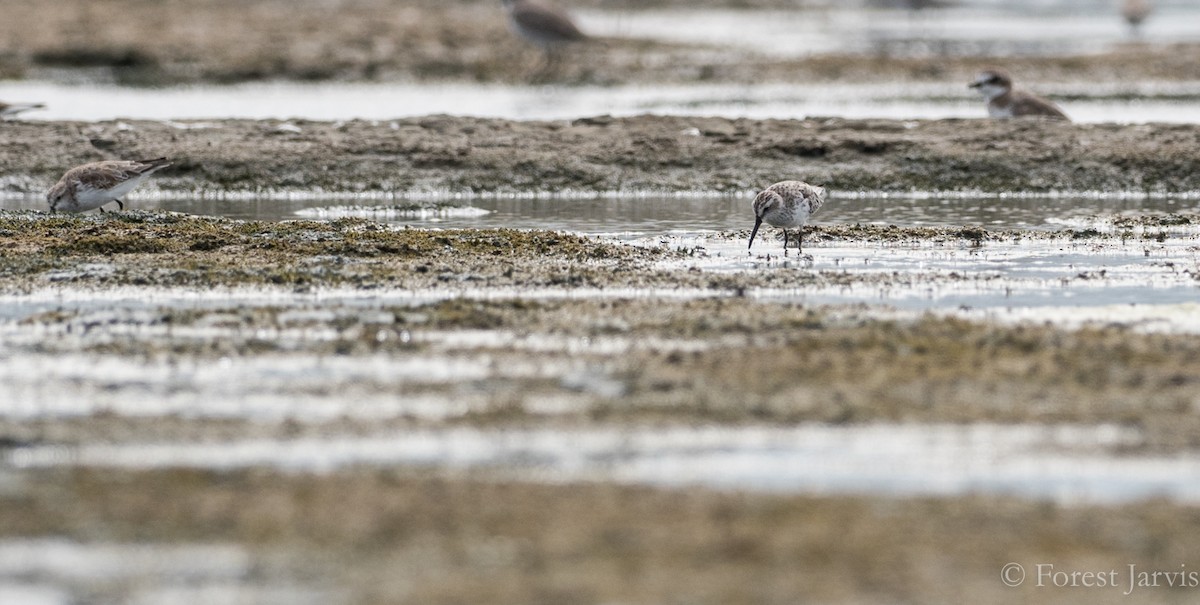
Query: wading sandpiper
749 181 827 255
47 158 173 213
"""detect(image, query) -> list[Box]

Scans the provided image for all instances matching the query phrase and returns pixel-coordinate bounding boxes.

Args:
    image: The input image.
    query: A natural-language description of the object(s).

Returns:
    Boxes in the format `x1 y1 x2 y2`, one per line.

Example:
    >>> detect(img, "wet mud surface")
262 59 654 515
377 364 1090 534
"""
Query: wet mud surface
2 467 1199 605
2 212 1200 449
4 117 1200 196
5 292 1200 449
2 207 1200 603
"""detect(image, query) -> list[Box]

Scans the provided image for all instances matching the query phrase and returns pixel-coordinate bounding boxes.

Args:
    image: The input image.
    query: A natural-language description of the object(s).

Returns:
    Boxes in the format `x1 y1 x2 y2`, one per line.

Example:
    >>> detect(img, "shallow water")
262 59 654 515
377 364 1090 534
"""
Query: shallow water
580 3 1200 59
5 192 1199 232
3 79 1200 123
0 540 327 605
708 239 1200 310
3 2 1200 124
3 192 1199 316
9 424 1198 504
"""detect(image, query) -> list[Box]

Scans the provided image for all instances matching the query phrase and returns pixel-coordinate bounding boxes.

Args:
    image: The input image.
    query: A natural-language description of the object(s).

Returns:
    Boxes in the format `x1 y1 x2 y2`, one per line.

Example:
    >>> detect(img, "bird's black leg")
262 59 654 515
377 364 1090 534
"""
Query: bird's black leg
798 226 804 253
115 199 124 211
531 51 553 83
782 230 789 255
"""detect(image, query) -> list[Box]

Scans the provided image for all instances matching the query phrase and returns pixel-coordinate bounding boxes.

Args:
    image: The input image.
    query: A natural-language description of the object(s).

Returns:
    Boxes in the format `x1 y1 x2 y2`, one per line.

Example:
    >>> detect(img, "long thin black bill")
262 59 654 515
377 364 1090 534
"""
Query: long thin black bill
748 216 763 250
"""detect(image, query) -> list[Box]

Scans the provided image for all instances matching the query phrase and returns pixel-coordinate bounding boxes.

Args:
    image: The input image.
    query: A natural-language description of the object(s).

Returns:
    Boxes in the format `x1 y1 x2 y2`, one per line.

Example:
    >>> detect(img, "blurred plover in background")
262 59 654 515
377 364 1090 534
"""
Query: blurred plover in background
1121 0 1153 36
969 68 1070 121
47 158 173 213
749 180 827 255
502 0 587 78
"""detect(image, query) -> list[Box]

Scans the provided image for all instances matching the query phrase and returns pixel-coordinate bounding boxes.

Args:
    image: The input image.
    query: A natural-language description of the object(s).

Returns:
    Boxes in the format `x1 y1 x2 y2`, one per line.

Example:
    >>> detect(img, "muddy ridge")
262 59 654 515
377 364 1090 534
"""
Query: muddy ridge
4 117 1200 197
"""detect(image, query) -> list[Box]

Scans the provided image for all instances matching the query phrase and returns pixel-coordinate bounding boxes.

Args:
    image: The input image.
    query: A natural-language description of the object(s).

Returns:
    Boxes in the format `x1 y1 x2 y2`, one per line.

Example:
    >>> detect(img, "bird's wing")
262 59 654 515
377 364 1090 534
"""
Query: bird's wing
1012 92 1070 121
66 162 151 190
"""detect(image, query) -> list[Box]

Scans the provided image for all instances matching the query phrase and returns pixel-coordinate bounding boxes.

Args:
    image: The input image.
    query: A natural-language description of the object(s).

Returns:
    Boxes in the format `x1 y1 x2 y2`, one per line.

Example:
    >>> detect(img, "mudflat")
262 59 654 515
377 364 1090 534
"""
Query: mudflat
4 1 1200 603
4 117 1200 196
4 212 1200 603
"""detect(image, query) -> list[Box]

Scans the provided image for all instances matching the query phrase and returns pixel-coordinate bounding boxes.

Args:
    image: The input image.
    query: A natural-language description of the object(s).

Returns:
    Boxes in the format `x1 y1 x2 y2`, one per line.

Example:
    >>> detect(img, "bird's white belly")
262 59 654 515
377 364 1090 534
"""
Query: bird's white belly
987 102 1014 118
72 176 145 211
765 205 810 228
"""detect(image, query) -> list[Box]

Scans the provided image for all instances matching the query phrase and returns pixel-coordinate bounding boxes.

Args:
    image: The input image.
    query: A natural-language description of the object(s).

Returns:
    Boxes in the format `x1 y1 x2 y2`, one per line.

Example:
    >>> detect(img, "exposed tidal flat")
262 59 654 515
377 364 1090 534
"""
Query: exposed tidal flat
4 1 1200 602
2 212 1200 448
2 214 1200 601
2 161 1200 600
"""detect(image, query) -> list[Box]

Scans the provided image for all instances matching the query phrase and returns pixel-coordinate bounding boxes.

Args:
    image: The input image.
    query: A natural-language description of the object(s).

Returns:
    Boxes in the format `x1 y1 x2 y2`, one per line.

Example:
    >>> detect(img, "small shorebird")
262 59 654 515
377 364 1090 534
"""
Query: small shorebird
501 0 587 75
1121 0 1152 36
0 101 45 119
969 69 1070 121
47 158 172 213
748 181 827 255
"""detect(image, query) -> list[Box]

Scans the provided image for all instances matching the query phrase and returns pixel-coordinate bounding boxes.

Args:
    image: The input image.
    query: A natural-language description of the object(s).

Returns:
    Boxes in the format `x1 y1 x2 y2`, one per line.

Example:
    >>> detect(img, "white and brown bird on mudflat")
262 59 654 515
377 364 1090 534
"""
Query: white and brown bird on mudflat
502 0 587 62
47 158 172 213
0 101 45 119
969 69 1070 121
749 181 827 254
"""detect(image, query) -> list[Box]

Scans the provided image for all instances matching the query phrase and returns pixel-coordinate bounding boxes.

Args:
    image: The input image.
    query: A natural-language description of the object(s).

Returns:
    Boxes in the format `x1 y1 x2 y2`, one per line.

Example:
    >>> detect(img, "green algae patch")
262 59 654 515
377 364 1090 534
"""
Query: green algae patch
808 223 1010 244
0 210 671 290
50 233 175 255
6 212 644 261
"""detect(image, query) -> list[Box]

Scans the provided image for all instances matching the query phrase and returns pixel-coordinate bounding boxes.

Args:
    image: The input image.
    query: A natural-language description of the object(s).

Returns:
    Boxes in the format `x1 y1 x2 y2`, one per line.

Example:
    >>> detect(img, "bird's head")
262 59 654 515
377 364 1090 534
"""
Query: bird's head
751 189 782 219
46 182 67 213
969 69 1013 100
748 189 783 250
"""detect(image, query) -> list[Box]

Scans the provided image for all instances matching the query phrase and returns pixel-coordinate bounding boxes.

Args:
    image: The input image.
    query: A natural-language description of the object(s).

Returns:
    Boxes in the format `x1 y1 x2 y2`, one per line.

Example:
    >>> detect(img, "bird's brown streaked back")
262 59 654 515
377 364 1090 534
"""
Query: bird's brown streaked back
970 68 1070 122
1008 94 1070 121
47 157 174 213
62 158 172 191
